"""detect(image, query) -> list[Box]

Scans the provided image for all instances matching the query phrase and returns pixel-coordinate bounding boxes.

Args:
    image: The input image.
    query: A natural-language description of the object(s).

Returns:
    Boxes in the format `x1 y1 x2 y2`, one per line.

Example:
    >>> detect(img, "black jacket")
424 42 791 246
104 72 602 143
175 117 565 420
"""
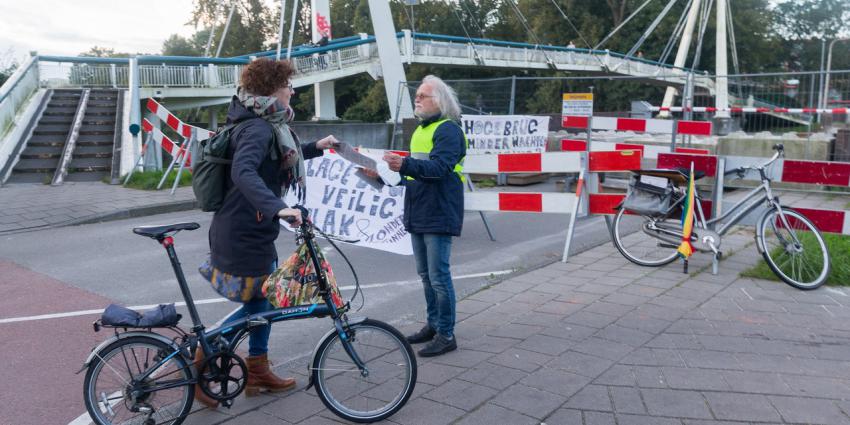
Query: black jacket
209 97 322 276
399 116 466 236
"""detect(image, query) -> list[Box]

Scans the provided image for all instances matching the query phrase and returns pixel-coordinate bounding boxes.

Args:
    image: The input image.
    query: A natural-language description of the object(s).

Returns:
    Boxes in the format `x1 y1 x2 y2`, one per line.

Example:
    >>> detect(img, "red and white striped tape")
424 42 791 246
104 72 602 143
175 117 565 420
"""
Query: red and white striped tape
652 106 849 115
142 118 191 165
562 116 712 136
464 152 583 174
146 99 215 141
465 192 577 214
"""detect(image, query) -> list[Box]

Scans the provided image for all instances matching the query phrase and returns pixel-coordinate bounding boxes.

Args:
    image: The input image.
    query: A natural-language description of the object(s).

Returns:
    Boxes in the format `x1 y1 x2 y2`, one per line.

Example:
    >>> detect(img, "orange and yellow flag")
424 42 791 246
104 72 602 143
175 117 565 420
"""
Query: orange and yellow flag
677 162 695 258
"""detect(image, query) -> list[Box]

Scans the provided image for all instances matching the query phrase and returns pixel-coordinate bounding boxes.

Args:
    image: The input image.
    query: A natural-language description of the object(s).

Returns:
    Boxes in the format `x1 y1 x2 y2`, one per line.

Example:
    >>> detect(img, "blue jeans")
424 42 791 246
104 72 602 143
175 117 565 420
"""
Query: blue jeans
411 233 456 339
221 261 276 356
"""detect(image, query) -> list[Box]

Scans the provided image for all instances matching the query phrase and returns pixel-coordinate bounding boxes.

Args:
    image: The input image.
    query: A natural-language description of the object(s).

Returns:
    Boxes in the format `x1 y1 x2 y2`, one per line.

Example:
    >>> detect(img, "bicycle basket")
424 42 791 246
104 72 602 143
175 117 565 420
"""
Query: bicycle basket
622 174 674 217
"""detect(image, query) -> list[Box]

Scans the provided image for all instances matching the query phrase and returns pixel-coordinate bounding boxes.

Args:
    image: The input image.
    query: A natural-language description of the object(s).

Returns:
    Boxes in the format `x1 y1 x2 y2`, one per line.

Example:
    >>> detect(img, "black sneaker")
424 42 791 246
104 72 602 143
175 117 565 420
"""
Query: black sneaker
406 325 436 344
417 334 457 357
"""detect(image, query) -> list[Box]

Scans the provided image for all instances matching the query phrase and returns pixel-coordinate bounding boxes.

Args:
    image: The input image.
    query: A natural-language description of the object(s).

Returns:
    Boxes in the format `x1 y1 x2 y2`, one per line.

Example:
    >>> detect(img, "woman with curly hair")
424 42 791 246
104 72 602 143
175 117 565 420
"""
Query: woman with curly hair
196 58 337 408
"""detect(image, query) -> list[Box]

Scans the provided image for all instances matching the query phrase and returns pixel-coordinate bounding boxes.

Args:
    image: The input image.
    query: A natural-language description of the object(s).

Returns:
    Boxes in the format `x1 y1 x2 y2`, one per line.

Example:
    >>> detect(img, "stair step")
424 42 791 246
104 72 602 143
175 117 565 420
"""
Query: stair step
5 172 53 184
29 136 66 145
40 116 75 124
66 171 110 182
76 134 114 144
82 118 115 126
43 109 77 116
87 100 116 106
74 146 113 158
34 125 71 135
69 157 111 172
21 147 63 159
86 107 116 115
50 99 81 106
12 158 58 173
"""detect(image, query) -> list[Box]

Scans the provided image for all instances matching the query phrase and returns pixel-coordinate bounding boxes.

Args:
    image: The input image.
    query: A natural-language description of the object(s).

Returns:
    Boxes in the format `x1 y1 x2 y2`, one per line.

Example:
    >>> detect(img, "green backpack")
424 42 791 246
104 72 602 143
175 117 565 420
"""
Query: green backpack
191 119 279 212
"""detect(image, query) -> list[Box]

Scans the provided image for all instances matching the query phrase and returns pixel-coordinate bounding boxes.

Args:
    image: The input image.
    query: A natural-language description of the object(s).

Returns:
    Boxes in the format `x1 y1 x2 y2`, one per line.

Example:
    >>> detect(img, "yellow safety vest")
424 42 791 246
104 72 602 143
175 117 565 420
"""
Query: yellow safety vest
408 118 468 181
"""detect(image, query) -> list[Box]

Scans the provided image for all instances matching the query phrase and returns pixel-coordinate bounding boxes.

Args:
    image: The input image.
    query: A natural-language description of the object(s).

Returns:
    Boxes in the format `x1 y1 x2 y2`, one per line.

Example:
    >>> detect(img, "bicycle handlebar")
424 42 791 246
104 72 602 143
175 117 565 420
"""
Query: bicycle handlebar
724 144 783 178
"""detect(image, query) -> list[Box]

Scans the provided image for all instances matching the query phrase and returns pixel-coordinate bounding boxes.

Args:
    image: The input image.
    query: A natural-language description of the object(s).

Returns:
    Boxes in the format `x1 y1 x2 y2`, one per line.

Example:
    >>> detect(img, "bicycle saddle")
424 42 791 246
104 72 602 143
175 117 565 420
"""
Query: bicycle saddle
133 222 201 239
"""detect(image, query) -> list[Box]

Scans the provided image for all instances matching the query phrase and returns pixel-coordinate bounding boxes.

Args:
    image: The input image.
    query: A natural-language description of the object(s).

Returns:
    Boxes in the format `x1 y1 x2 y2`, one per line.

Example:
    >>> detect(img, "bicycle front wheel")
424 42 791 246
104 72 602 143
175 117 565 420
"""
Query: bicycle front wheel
758 208 830 290
312 319 416 423
83 335 193 425
612 208 680 267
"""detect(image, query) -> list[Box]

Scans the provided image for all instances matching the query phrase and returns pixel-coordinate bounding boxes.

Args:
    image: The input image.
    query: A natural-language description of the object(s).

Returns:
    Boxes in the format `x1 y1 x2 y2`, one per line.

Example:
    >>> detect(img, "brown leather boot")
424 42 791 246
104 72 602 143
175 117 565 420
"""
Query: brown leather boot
245 353 296 396
193 347 219 409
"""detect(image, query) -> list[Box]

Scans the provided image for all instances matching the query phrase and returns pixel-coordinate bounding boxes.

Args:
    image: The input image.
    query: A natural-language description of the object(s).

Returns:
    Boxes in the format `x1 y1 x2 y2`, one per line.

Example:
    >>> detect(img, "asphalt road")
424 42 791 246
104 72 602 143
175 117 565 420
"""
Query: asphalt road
0 204 613 425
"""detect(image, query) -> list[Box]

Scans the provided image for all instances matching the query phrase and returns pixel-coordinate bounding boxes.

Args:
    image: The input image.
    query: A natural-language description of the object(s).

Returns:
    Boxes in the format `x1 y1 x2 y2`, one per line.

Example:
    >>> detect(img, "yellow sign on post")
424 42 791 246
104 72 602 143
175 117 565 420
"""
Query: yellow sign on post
562 93 594 116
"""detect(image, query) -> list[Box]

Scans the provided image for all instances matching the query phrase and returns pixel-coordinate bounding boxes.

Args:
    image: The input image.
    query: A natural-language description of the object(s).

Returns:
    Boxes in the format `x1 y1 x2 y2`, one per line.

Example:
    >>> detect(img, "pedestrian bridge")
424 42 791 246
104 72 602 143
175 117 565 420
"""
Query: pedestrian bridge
24 30 713 102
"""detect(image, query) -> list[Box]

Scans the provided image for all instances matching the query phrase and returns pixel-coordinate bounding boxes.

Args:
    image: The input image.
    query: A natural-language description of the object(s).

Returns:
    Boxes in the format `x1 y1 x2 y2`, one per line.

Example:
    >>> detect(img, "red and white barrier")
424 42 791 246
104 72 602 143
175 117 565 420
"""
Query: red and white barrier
560 139 709 159
562 115 712 136
652 106 849 115
466 192 577 214
464 151 583 174
141 119 190 166
146 99 215 140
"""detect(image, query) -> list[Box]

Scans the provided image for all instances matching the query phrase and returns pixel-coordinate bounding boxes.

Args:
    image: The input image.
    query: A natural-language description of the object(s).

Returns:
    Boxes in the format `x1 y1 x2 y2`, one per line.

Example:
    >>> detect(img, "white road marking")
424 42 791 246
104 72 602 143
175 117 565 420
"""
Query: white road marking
1 269 514 325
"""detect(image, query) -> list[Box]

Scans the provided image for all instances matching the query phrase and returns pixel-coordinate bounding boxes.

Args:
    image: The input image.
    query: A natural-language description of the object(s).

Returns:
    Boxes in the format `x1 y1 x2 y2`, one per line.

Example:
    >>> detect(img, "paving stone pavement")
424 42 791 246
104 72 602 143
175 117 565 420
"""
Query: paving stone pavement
181 228 850 425
0 182 195 234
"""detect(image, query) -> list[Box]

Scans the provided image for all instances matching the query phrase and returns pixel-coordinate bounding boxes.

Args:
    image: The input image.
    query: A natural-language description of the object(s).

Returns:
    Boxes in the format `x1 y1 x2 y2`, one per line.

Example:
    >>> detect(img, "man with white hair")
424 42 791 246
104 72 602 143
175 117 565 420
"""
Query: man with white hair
383 75 467 357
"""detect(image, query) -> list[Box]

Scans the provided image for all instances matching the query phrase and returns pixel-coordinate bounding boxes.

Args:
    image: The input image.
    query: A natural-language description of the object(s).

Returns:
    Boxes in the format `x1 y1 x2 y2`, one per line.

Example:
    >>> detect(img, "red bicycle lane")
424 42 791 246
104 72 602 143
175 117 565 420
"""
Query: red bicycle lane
0 260 112 425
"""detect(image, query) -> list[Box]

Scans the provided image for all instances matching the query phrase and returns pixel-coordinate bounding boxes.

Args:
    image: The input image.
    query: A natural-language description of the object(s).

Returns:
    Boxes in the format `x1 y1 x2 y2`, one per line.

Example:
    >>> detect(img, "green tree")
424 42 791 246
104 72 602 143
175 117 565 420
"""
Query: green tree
161 34 203 56
79 46 135 57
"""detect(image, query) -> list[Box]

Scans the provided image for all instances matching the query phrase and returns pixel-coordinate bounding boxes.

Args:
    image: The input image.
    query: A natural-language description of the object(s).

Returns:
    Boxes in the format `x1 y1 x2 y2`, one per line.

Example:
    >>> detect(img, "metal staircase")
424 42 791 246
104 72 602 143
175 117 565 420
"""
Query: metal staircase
5 89 121 184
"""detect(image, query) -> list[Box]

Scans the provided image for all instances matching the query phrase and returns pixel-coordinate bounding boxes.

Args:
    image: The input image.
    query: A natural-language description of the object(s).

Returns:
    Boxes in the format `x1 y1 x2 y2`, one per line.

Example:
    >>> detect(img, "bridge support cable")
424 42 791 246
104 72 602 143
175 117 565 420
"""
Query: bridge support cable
285 0 300 59
204 0 225 57
725 0 743 99
658 0 693 65
448 1 485 65
682 0 714 122
593 0 655 50
548 0 608 69
215 0 238 58
625 0 680 59
660 0 703 115
506 0 556 69
458 0 486 38
276 0 287 60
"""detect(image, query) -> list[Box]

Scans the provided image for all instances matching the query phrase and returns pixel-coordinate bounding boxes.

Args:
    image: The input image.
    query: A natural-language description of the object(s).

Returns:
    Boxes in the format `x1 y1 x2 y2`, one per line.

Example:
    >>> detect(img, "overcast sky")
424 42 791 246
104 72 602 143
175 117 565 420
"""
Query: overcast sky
0 0 199 61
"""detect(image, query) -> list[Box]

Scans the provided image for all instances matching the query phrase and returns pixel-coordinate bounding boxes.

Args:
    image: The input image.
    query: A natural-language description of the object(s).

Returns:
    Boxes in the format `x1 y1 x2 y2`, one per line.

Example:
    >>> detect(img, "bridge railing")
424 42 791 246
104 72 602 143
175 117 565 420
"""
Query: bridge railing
404 34 694 85
0 55 39 140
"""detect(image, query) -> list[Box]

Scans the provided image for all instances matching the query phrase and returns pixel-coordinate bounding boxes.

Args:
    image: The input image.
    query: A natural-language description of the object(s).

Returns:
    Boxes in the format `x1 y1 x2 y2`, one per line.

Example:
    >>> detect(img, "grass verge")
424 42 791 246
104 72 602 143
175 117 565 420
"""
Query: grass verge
121 170 192 190
742 232 850 286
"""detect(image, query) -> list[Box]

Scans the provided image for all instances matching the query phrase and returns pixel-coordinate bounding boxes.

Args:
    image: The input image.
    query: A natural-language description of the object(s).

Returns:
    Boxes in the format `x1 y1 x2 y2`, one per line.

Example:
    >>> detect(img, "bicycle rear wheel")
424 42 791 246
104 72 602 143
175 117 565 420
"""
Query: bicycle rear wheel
758 208 830 290
311 319 416 423
83 335 193 425
611 208 680 267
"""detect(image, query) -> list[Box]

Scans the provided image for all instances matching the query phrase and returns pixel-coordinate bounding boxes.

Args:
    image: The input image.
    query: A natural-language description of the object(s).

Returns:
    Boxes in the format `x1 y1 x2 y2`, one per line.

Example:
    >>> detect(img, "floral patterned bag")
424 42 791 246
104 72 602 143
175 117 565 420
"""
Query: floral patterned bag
262 243 344 309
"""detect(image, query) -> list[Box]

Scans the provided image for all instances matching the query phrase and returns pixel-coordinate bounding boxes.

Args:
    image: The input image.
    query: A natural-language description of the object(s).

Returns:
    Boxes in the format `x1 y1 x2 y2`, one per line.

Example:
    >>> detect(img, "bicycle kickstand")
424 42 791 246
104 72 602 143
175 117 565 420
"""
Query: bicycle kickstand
705 238 721 275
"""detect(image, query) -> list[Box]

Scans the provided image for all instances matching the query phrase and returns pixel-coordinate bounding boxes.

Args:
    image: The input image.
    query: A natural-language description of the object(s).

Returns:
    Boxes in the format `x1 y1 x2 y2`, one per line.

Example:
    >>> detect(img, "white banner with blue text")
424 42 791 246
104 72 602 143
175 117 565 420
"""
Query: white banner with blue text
461 115 550 154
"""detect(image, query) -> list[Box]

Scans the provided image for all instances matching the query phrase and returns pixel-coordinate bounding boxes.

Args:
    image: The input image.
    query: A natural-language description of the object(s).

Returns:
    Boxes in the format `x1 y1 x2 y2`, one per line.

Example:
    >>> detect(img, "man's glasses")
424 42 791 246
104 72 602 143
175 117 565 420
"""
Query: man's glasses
414 93 434 100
